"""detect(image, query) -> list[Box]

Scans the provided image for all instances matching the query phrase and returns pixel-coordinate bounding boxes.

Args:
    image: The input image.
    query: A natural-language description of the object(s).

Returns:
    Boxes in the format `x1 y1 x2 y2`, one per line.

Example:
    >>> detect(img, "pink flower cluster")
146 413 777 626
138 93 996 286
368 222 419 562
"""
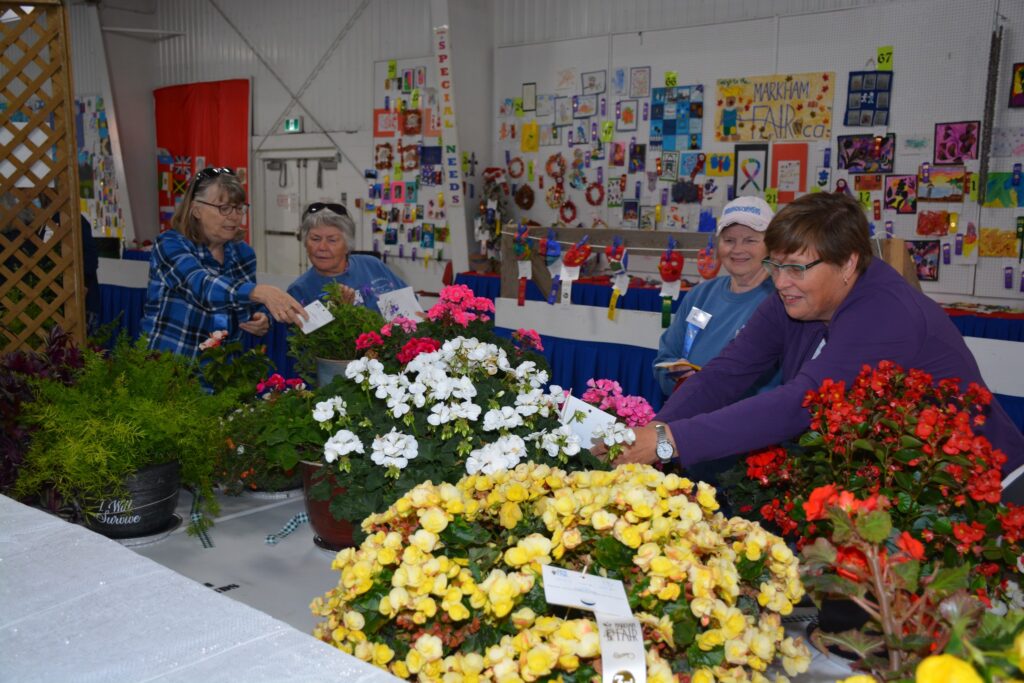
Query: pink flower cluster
256 373 306 397
425 284 495 327
511 328 544 353
581 378 656 427
380 316 419 337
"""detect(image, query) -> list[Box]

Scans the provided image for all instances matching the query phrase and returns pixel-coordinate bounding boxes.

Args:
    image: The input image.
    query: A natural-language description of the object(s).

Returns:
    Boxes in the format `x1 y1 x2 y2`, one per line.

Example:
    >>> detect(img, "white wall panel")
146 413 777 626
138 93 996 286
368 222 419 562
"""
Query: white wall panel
68 5 107 96
495 0 898 46
155 0 431 137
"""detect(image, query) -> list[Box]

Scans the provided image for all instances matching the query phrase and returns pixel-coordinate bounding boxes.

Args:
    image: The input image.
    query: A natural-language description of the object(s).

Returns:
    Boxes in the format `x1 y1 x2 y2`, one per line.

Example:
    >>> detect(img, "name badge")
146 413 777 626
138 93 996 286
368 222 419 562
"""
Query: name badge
685 306 712 329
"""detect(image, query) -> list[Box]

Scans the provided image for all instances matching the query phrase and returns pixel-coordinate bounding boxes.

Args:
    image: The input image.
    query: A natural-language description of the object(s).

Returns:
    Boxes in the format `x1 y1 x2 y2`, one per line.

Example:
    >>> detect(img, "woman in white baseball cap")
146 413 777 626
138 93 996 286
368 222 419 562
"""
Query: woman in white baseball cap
652 195 780 397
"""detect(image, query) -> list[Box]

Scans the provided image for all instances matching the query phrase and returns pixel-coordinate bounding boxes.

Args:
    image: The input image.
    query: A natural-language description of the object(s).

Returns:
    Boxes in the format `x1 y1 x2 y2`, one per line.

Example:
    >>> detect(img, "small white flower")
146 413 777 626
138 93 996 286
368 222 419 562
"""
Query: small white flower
482 406 524 432
594 422 636 447
370 428 419 470
312 396 346 423
540 425 581 458
323 429 364 463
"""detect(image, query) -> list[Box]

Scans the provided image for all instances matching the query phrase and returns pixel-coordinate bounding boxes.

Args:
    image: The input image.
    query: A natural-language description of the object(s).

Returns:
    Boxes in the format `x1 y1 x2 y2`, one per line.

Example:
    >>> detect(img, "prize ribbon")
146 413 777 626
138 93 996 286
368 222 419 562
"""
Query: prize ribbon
538 228 562 305
605 237 627 321
514 224 533 306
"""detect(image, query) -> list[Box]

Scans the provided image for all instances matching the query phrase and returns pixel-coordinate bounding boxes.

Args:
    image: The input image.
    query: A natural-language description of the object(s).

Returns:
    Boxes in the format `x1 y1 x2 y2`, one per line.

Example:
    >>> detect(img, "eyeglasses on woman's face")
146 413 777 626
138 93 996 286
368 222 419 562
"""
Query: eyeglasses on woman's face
195 199 249 217
190 167 235 198
761 258 825 280
302 202 348 220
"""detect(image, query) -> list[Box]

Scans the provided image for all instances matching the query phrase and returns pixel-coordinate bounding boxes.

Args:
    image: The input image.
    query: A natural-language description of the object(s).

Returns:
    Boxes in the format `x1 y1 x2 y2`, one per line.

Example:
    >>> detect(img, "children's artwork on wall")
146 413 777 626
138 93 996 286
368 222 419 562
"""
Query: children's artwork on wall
916 210 949 236
716 73 834 142
904 239 939 281
628 143 646 173
574 94 597 118
884 174 917 214
373 109 395 137
1009 63 1024 108
844 70 892 127
374 142 393 170
677 152 704 180
853 174 883 191
933 121 979 165
423 108 441 137
520 121 539 153
981 171 1024 208
917 166 965 202
554 97 573 127
622 199 639 228
581 70 606 95
399 109 422 136
616 100 638 131
384 225 398 245
940 226 979 265
538 124 559 147
836 133 895 174
611 68 627 96
771 142 808 203
991 127 1024 157
734 143 769 197
521 83 536 112
555 68 577 92
420 223 435 249
629 67 651 98
705 153 733 178
660 151 679 181
610 141 626 167
606 176 623 207
979 227 1017 256
536 94 555 117
897 133 930 156
649 85 704 151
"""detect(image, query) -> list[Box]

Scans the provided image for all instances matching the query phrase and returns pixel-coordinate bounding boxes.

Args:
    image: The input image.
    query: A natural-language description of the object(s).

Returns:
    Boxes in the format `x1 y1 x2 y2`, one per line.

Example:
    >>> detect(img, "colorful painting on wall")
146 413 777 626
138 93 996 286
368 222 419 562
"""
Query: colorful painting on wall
844 70 892 127
734 143 769 198
649 85 704 151
918 166 965 202
715 72 834 142
979 227 1018 257
884 174 917 214
1009 63 1024 108
837 133 895 174
905 239 940 281
933 121 980 165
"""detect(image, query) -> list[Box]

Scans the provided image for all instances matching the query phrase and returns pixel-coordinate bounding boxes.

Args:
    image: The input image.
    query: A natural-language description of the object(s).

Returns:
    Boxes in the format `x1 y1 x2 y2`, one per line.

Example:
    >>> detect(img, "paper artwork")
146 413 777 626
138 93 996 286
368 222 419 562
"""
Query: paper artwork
1009 63 1024 108
979 228 1017 257
844 70 892 127
581 70 606 95
617 100 638 132
933 121 979 165
734 143 769 197
904 240 940 281
629 67 651 98
837 134 895 174
716 72 834 142
884 175 917 214
917 167 965 202
649 85 703 151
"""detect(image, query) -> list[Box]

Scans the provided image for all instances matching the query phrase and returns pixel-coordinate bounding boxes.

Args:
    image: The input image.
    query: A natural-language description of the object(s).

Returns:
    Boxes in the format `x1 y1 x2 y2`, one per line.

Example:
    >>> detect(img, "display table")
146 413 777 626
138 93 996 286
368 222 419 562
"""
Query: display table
0 494 398 682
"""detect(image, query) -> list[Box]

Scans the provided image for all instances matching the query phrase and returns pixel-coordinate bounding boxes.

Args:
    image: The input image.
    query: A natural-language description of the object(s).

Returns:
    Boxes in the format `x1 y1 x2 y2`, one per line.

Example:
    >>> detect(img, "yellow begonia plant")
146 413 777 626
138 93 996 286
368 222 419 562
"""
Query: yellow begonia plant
311 463 812 682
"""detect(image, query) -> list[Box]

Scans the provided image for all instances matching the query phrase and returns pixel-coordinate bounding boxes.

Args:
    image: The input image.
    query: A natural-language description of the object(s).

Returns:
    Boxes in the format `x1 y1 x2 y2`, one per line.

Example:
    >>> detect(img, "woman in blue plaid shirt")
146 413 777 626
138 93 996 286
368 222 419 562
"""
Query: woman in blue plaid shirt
141 168 307 360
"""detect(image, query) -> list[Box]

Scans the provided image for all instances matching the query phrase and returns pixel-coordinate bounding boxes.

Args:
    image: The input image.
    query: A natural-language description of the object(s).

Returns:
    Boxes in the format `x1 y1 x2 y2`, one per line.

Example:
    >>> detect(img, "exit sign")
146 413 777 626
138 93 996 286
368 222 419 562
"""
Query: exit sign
283 117 303 133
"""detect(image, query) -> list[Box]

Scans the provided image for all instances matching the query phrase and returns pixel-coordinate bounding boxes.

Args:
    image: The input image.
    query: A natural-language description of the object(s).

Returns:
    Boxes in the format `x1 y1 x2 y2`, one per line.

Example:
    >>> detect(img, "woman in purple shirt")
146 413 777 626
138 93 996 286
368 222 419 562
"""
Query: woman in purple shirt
603 192 1024 500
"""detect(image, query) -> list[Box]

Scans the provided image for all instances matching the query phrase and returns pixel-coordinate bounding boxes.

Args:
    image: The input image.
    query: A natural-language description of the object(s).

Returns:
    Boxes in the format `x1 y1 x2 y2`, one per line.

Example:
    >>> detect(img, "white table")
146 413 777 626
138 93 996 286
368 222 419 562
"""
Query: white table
0 494 398 682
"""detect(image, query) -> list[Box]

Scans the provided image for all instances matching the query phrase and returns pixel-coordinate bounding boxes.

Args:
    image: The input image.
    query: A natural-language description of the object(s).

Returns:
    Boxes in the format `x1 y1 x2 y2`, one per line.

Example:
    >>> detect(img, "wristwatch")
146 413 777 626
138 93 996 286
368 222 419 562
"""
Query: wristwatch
654 424 676 463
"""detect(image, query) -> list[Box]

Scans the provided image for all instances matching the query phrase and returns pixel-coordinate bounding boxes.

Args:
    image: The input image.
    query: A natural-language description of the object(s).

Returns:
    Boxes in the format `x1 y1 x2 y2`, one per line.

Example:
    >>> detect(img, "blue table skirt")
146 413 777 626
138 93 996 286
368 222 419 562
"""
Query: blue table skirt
101 282 1021 431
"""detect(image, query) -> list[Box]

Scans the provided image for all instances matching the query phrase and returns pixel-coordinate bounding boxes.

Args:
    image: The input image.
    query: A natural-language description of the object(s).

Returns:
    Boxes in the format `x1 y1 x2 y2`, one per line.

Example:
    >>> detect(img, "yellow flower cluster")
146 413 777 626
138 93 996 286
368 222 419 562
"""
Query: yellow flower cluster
312 462 811 682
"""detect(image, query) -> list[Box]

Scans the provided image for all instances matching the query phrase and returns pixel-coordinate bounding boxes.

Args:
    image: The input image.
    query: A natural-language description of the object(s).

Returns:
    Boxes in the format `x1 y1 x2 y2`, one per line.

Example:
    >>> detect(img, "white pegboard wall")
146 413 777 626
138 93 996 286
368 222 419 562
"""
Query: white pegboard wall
491 0 1024 303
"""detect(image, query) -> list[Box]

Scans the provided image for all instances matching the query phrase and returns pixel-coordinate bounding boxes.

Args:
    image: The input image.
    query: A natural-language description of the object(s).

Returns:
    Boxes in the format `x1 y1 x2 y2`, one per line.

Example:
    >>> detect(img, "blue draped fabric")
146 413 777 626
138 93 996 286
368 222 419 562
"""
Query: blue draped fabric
122 249 152 262
100 280 1022 431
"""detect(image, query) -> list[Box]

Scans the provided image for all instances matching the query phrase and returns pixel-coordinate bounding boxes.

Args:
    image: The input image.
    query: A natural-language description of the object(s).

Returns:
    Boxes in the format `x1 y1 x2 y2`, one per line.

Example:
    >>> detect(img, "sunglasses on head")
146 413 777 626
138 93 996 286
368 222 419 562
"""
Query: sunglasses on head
303 202 348 220
190 167 235 198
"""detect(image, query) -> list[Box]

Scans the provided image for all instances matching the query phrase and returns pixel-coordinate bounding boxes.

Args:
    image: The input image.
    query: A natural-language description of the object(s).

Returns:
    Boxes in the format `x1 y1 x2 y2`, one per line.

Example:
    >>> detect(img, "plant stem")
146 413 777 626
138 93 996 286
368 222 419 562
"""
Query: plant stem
866 546 902 672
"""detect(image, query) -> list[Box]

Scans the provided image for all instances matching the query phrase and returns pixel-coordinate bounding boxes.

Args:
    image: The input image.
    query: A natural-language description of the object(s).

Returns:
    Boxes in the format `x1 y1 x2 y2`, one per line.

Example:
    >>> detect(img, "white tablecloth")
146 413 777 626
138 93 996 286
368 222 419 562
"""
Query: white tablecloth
0 495 398 683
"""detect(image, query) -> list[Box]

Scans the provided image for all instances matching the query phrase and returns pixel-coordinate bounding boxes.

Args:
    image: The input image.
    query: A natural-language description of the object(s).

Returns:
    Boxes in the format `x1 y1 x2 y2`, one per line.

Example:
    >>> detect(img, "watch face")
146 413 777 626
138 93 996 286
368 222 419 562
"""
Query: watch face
656 441 673 460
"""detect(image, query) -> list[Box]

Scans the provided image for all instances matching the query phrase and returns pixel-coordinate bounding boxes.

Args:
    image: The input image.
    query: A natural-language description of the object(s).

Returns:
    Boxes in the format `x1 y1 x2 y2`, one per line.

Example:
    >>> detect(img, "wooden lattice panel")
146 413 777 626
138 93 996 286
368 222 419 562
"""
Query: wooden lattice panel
1 1 84 352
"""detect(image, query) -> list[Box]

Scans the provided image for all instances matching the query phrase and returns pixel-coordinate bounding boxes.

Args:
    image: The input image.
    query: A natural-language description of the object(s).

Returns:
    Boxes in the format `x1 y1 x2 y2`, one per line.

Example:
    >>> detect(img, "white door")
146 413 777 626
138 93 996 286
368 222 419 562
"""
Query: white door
256 156 349 278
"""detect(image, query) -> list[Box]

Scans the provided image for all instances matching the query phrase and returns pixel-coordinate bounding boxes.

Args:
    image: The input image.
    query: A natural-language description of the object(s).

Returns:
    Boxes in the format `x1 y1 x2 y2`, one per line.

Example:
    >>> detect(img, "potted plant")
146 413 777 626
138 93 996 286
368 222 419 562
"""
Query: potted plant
310 463 812 680
218 373 320 495
722 361 1024 678
286 282 385 385
12 337 230 539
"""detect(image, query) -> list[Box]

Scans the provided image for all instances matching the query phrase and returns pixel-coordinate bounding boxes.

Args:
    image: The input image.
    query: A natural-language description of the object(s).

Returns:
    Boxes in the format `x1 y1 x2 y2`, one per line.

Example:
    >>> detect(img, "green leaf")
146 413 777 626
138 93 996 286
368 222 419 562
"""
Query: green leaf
798 431 824 447
850 438 876 455
801 537 837 567
854 509 892 544
673 613 698 650
685 644 724 668
890 559 920 593
896 491 914 514
813 628 885 659
593 537 633 572
439 517 492 549
828 508 855 545
933 517 953 536
899 435 924 448
927 564 970 597
735 556 766 583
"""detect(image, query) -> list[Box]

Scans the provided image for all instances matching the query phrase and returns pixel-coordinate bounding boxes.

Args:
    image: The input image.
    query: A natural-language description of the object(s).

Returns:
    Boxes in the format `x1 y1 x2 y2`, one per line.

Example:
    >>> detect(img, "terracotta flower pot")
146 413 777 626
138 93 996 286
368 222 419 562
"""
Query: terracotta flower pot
300 460 356 551
83 461 181 539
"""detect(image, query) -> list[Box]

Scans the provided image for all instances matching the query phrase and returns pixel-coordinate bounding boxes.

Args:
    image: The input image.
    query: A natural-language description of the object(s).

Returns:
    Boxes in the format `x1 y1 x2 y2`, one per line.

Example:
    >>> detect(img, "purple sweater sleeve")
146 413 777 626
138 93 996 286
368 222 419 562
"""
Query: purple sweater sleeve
660 272 927 463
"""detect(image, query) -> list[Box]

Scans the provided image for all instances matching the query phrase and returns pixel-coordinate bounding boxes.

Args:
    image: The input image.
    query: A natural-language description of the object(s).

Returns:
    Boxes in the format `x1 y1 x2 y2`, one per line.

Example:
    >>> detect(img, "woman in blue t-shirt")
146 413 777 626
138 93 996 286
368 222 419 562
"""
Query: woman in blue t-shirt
287 204 406 313
653 196 780 396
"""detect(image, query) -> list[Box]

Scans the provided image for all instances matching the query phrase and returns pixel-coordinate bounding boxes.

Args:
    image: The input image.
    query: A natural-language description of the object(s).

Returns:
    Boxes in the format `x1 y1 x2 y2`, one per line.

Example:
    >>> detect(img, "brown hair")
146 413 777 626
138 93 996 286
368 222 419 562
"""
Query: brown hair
170 170 247 245
764 192 873 274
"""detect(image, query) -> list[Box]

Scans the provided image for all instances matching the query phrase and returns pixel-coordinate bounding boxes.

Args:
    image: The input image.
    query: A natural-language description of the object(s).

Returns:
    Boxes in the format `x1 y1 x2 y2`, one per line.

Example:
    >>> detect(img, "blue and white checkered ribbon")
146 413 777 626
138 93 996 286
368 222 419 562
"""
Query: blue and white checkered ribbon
266 513 309 545
189 491 214 548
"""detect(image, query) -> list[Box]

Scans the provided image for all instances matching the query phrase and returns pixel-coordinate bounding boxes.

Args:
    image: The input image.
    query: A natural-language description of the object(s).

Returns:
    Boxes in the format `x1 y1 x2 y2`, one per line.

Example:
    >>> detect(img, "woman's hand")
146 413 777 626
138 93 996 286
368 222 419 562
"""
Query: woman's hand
239 311 270 337
611 424 661 466
336 284 357 305
251 285 309 326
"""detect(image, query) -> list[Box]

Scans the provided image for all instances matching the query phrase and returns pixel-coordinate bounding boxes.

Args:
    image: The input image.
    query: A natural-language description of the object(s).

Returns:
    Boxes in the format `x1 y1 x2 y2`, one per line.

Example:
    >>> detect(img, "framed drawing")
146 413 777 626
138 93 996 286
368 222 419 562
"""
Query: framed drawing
581 70 606 95
733 143 769 197
629 66 651 98
521 82 537 112
837 133 895 174
933 120 979 165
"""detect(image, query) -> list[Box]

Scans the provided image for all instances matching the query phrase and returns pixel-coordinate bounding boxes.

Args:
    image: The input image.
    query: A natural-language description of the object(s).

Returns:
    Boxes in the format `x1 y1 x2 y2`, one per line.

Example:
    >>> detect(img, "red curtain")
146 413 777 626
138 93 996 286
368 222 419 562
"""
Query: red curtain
154 79 250 238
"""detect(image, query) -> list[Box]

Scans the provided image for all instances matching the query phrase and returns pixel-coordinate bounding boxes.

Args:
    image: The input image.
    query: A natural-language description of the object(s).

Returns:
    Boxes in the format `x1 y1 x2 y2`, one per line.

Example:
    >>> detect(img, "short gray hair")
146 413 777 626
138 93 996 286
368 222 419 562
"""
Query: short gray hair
298 209 354 252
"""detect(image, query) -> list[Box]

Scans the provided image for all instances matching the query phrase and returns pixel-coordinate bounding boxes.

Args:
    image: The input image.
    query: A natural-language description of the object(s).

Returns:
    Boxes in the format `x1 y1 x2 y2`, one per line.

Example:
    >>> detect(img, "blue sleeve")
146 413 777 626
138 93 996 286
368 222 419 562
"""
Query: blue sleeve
377 261 407 291
152 232 255 311
652 286 698 396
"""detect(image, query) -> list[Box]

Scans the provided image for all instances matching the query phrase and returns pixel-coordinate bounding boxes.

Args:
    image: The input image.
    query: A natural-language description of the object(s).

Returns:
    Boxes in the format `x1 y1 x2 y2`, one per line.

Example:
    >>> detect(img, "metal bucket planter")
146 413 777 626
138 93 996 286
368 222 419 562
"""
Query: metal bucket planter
315 358 352 388
83 462 181 539
300 460 355 551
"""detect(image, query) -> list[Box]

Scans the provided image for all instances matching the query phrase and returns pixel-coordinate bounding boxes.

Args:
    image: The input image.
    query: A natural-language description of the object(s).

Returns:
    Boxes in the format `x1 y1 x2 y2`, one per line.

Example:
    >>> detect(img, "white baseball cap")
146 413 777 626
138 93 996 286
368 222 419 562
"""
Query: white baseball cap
716 196 775 234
